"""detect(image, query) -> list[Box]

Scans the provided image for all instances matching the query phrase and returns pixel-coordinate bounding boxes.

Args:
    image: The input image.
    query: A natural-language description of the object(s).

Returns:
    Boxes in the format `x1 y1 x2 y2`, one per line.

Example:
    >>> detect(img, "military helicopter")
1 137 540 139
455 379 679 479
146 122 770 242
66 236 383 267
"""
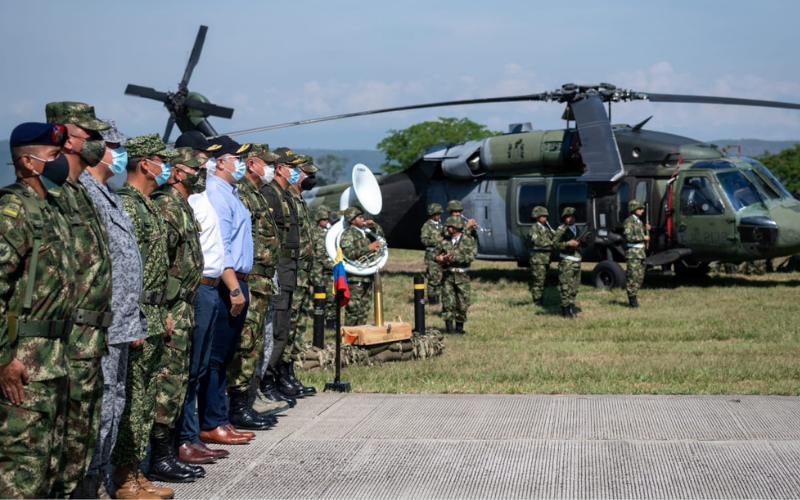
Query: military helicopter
128 28 800 288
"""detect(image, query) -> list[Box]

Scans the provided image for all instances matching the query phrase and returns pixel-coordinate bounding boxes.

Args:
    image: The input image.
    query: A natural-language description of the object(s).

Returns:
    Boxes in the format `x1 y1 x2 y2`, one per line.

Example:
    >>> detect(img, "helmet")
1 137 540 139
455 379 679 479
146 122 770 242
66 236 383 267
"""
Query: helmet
444 216 464 229
315 205 330 221
532 206 549 218
427 203 443 216
628 200 645 212
446 200 464 212
561 206 577 219
344 206 363 223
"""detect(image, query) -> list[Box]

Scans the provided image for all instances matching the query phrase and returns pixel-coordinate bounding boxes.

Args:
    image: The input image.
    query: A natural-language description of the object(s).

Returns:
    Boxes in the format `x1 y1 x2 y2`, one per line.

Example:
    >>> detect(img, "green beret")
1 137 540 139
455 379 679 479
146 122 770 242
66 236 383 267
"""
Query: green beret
427 203 443 216
45 101 110 132
124 133 179 160
344 206 363 223
628 200 644 212
561 206 577 219
445 216 464 229
447 200 463 212
532 206 549 218
172 147 208 169
243 143 279 163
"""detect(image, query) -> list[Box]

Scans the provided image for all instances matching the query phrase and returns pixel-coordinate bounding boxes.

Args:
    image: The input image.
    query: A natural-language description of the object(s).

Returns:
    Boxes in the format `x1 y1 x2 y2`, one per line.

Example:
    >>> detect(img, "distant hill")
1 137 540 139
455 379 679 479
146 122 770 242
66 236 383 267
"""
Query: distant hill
297 149 387 184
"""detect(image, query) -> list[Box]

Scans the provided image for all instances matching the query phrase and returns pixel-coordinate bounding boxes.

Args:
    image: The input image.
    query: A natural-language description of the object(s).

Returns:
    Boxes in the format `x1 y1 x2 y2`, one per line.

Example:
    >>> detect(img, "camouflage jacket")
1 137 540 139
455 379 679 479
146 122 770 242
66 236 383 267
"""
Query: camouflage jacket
119 183 169 337
527 221 554 265
0 182 75 380
553 224 586 261
310 224 333 286
435 232 477 271
624 214 647 260
152 186 203 345
288 188 314 266
421 219 442 260
340 223 385 282
238 178 278 296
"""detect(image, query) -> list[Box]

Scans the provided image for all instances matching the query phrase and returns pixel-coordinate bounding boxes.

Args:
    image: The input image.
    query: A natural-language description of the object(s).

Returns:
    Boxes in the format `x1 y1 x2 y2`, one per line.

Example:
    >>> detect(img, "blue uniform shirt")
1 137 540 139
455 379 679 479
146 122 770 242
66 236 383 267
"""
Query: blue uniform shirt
206 174 253 273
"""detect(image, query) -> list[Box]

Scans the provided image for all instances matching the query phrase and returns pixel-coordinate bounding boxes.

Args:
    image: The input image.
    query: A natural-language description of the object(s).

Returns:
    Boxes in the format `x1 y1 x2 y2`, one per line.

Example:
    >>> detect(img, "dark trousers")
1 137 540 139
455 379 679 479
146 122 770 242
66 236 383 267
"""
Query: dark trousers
198 279 249 430
267 258 297 374
178 283 219 444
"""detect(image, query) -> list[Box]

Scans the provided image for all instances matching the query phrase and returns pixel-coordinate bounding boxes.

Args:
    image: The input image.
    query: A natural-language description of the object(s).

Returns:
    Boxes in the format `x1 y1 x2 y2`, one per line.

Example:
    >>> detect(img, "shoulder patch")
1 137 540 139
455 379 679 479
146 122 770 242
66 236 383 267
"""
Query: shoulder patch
0 242 11 264
2 204 20 218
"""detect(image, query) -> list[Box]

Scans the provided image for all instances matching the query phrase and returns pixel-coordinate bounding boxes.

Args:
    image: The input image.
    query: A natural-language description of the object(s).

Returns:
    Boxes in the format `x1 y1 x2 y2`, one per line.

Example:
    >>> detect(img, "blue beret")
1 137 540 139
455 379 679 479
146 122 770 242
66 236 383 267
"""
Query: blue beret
9 122 67 148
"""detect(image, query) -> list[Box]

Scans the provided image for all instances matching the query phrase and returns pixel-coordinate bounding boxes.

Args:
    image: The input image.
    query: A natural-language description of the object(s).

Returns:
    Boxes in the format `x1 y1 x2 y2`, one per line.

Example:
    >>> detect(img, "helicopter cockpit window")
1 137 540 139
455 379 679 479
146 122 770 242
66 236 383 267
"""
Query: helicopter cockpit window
617 183 631 221
758 166 794 199
557 182 589 223
680 176 724 215
517 183 547 225
743 169 780 200
716 171 763 211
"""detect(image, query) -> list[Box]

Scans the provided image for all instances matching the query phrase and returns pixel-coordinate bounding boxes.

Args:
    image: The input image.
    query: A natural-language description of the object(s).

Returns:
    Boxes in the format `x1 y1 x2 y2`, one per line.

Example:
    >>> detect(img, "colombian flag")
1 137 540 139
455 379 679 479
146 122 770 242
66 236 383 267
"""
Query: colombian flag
332 247 350 307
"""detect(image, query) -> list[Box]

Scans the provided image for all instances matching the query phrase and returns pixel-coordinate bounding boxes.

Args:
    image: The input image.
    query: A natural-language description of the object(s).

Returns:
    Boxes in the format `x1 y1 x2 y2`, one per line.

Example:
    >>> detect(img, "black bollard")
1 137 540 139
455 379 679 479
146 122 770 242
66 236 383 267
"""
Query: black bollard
313 285 326 349
413 275 425 336
324 289 351 393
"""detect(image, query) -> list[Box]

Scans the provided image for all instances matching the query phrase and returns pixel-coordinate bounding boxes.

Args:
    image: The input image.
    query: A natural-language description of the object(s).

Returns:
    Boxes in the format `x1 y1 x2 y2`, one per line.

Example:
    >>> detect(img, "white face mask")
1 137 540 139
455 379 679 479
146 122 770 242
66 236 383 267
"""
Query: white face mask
206 157 217 174
259 164 275 185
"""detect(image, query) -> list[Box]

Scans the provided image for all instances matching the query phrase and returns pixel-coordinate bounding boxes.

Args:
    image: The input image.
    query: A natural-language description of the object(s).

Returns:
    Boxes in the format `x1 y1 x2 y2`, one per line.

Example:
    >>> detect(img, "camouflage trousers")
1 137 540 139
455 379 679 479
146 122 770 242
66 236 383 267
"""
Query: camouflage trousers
345 278 373 326
0 376 68 499
425 251 443 298
152 328 191 438
112 335 165 466
558 259 581 307
442 271 471 323
286 268 311 363
52 357 104 497
529 263 549 302
626 258 646 298
228 289 270 394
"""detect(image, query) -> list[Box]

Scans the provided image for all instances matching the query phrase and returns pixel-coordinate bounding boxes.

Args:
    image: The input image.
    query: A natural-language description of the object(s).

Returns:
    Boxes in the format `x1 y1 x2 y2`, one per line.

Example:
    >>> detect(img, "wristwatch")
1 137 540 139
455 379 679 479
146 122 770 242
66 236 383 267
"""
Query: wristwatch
230 287 242 297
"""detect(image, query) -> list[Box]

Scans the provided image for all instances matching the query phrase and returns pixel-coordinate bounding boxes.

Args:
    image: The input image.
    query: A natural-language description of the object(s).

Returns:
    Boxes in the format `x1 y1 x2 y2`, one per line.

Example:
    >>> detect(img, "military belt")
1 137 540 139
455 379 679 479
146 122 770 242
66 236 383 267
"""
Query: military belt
559 254 581 262
10 315 70 340
449 267 470 273
425 247 436 252
141 290 167 305
627 243 645 248
178 288 198 304
279 248 298 259
250 264 276 277
533 247 552 252
235 272 250 281
201 276 220 287
72 308 114 328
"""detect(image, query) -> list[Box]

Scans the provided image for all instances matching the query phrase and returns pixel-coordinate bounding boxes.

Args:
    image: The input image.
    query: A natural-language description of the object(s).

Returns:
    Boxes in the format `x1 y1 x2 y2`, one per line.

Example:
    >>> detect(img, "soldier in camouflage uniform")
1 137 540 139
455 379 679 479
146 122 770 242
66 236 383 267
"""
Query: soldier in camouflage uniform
420 203 443 305
624 200 650 308
150 147 207 482
227 144 286 427
443 199 478 239
527 206 554 307
310 206 336 328
111 134 178 499
435 216 477 334
341 206 386 326
554 207 587 319
44 102 114 498
0 123 76 499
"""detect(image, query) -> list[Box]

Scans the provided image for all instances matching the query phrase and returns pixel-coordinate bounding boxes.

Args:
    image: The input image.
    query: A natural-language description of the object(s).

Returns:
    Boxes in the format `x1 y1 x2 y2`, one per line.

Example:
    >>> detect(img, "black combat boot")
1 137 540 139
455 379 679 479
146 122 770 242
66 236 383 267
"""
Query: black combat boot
629 296 639 308
274 363 302 399
260 374 296 408
288 362 317 396
562 306 572 318
569 304 577 318
428 295 439 305
228 390 273 430
148 431 196 483
325 318 336 330
533 298 543 307
455 322 466 335
445 320 454 334
165 430 205 478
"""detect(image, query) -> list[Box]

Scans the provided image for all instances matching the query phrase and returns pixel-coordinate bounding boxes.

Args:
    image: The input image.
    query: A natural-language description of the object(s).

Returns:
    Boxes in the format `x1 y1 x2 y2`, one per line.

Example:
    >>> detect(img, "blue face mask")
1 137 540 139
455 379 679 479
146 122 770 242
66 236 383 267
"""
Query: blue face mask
147 158 172 187
206 156 217 173
232 158 246 182
288 167 300 184
109 147 128 175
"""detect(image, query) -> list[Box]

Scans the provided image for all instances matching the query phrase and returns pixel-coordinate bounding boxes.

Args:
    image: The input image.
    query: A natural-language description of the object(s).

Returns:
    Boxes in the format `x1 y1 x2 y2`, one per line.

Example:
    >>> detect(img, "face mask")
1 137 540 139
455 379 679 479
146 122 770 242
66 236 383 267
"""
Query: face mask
182 168 207 193
288 167 300 185
206 156 217 174
30 154 70 188
300 174 317 191
108 147 128 174
232 158 246 182
146 158 171 187
258 164 275 185
77 139 107 167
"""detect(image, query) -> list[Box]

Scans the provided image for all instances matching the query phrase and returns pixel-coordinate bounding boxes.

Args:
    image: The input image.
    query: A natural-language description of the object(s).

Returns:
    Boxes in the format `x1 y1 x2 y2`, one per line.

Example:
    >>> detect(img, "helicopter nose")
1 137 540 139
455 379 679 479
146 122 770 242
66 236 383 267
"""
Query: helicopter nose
738 216 778 257
770 205 800 255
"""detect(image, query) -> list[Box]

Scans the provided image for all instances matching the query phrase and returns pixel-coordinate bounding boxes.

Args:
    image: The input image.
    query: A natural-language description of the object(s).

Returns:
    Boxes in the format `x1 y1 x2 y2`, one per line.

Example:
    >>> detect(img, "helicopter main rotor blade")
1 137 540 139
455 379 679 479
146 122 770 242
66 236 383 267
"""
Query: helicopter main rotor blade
635 92 800 111
125 84 168 103
223 93 550 138
571 96 624 183
179 25 208 90
184 98 235 119
163 114 176 144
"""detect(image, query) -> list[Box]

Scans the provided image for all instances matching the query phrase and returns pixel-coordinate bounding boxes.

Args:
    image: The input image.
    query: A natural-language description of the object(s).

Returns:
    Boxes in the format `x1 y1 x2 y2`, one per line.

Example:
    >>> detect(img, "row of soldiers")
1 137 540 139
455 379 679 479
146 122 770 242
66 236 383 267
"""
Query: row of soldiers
420 200 650 321
0 102 358 500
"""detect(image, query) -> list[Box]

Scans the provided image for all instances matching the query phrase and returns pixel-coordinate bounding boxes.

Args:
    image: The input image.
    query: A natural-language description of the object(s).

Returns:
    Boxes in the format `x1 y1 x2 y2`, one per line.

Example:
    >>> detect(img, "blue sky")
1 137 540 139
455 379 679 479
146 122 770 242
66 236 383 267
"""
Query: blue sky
2 0 800 150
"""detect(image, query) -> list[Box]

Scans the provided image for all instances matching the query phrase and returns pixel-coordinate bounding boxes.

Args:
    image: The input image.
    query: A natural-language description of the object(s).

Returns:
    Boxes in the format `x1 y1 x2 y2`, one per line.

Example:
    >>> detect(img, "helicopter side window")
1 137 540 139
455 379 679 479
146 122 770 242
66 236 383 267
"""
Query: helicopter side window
716 171 762 211
635 181 649 205
617 183 631 222
680 177 724 215
557 182 589 223
517 183 547 225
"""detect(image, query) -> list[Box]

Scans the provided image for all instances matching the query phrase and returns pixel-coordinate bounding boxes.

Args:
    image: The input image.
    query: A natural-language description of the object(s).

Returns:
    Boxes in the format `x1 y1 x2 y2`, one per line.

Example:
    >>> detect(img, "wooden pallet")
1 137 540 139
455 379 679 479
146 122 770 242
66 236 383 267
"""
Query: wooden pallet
341 322 413 346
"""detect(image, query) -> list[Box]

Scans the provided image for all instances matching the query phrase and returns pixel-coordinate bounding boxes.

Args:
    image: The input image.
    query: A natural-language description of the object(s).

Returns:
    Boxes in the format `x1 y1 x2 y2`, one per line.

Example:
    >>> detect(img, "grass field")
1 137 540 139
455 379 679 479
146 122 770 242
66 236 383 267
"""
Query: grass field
299 250 800 395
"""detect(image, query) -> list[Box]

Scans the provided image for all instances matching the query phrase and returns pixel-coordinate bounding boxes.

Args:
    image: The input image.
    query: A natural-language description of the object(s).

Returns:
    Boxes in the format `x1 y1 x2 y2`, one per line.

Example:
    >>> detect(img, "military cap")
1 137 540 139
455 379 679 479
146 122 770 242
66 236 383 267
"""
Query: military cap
427 203 443 216
447 199 464 212
296 155 319 173
561 206 577 219
273 147 304 165
445 216 464 229
628 199 645 212
99 119 129 144
9 122 67 148
315 205 331 221
532 206 549 218
175 131 212 151
211 135 251 158
344 206 363 223
243 143 279 163
172 147 208 169
124 133 179 160
45 101 110 132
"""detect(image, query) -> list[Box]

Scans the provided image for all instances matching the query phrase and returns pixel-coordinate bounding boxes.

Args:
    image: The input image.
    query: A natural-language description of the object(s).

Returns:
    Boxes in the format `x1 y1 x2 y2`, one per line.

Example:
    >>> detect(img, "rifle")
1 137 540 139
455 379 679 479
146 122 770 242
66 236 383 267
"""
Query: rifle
576 225 591 243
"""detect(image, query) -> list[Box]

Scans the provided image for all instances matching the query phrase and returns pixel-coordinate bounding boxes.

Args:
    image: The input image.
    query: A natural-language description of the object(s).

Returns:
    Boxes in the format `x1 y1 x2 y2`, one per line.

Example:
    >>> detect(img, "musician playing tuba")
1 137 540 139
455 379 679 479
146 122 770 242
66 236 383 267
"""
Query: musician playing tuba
340 206 386 325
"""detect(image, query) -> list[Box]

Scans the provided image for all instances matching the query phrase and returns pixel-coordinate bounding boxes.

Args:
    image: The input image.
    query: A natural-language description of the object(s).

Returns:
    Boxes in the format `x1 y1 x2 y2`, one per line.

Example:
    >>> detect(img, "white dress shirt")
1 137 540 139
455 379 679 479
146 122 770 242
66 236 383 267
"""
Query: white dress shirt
189 191 225 279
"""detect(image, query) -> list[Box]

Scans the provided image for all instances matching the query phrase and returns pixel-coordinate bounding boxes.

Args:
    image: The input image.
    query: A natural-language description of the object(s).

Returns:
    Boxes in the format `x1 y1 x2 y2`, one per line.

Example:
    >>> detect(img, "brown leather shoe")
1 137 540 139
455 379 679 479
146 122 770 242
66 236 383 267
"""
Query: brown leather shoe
135 469 175 499
192 440 229 459
224 423 255 440
199 425 251 445
110 464 161 499
178 442 216 464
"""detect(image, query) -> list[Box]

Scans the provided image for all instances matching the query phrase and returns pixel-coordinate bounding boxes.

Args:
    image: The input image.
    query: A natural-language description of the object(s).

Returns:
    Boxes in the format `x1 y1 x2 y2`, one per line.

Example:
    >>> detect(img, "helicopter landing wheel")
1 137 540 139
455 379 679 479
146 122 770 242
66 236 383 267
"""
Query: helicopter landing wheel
591 260 626 289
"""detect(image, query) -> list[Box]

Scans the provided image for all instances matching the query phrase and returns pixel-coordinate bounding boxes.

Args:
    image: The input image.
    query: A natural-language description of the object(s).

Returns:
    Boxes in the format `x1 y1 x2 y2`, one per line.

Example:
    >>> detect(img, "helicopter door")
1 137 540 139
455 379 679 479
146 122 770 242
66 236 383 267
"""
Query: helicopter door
672 172 736 258
469 180 505 257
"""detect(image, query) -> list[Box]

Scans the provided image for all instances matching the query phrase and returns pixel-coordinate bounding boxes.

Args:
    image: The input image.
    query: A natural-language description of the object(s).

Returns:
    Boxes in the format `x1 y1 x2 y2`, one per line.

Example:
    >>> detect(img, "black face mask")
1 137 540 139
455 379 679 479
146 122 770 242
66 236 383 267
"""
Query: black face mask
38 154 71 188
300 174 317 191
